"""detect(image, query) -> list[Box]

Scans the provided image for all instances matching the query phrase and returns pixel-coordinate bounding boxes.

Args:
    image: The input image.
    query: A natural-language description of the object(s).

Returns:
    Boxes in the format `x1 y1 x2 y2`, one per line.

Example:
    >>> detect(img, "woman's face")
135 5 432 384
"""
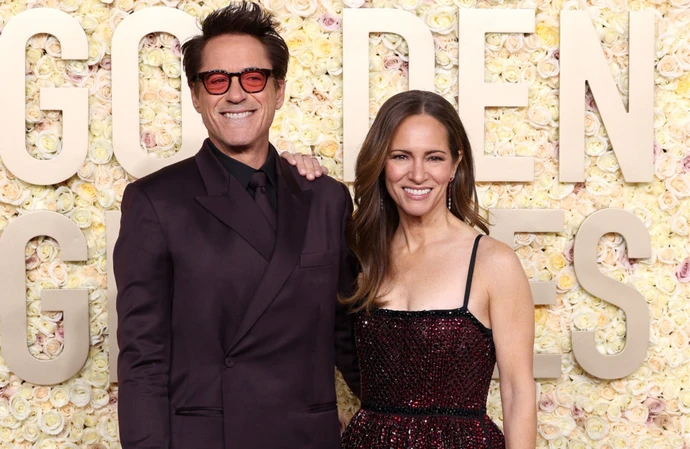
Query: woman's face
384 114 458 219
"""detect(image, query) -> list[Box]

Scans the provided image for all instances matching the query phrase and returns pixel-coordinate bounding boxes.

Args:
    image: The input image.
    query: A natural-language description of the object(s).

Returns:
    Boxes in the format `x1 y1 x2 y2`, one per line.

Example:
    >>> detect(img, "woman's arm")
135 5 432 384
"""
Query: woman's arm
485 238 537 449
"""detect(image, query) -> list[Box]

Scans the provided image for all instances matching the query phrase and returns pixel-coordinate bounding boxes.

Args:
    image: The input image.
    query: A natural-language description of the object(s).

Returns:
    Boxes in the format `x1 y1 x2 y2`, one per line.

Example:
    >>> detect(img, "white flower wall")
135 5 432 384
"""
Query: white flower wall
0 0 688 447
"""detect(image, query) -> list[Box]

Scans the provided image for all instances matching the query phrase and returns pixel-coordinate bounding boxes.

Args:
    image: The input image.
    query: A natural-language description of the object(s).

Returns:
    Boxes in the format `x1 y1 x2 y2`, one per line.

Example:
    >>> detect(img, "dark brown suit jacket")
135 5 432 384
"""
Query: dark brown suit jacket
115 141 360 449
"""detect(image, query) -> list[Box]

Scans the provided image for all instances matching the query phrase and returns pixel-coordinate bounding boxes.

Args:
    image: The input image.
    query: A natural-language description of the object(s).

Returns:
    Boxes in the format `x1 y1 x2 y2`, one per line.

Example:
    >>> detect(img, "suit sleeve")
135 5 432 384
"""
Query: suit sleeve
334 182 361 397
115 182 172 449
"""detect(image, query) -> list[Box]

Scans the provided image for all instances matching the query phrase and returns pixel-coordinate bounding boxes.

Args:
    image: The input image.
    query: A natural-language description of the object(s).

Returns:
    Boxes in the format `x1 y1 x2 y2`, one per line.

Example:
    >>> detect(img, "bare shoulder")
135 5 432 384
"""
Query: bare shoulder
475 235 528 287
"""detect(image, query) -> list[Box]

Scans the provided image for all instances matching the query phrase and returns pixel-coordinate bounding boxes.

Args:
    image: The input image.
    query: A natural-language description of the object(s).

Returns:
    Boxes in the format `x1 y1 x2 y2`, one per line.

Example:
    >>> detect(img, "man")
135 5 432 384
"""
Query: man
114 3 359 449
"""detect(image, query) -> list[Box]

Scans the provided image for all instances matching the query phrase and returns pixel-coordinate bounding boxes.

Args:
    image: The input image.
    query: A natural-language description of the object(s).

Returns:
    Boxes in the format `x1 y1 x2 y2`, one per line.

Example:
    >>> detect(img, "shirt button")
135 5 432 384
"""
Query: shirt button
224 357 235 368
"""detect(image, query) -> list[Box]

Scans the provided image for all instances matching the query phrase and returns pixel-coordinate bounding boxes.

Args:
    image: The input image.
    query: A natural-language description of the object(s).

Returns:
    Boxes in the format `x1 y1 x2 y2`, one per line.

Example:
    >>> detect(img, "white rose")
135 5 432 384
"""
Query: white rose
424 8 456 34
537 57 559 78
44 337 63 356
35 131 62 158
9 394 31 421
69 380 92 407
91 388 110 409
657 55 682 79
285 0 317 17
22 420 40 442
504 34 524 52
537 422 561 440
527 106 552 129
287 76 313 100
162 59 181 78
89 139 113 165
71 207 92 229
38 410 64 435
393 0 422 10
26 101 43 123
34 56 57 79
98 415 120 441
585 135 609 156
155 127 176 152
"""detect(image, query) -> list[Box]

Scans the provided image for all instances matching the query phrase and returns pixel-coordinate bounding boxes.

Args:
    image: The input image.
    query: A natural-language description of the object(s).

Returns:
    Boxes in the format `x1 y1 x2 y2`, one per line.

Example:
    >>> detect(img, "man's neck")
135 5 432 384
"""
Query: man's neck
210 139 270 169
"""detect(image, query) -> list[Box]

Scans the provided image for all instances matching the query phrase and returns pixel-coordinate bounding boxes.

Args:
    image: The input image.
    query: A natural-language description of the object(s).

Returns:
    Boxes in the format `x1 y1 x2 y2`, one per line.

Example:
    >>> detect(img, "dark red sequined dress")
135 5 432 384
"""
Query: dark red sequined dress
341 235 504 448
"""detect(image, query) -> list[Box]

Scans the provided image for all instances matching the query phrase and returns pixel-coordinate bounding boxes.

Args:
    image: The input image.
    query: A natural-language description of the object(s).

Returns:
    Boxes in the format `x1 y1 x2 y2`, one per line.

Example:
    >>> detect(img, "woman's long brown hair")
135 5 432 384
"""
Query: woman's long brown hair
342 90 489 312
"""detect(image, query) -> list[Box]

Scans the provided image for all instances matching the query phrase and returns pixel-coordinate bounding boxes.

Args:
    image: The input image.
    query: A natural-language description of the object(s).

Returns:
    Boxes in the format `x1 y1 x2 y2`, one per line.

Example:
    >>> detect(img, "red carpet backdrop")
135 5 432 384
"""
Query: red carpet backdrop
0 0 688 447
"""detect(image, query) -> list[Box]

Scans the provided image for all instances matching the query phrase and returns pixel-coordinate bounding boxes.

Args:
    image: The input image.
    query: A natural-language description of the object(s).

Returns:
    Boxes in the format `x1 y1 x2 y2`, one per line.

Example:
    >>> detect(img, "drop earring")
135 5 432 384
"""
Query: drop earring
380 186 384 211
447 177 454 210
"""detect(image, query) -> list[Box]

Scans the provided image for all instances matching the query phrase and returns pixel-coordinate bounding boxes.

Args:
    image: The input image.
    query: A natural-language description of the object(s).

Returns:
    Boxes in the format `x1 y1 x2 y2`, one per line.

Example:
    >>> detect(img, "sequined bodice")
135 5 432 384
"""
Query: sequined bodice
342 235 505 448
356 307 495 415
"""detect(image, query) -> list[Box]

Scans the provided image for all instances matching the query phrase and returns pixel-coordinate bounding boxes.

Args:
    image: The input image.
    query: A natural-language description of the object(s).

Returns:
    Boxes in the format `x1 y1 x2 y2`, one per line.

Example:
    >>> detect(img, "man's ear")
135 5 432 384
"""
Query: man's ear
275 78 286 110
190 83 202 113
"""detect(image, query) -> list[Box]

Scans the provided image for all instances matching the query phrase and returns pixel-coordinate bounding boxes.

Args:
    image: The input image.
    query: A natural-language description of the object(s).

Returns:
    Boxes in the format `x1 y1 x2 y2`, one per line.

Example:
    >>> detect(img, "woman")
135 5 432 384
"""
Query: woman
340 90 536 448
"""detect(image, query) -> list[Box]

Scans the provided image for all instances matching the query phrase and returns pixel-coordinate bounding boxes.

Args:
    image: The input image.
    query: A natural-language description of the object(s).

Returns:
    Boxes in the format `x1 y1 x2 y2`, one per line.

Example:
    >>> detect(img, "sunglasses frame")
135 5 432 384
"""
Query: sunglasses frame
194 68 274 95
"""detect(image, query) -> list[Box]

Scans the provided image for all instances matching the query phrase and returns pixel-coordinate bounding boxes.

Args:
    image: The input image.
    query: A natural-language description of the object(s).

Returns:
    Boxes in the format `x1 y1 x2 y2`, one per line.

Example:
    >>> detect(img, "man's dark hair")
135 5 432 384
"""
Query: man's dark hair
182 2 289 85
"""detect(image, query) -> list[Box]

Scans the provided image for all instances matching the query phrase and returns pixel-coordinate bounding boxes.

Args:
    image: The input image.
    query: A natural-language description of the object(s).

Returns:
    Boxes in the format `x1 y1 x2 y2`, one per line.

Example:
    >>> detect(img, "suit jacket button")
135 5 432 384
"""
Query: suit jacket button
224 357 235 368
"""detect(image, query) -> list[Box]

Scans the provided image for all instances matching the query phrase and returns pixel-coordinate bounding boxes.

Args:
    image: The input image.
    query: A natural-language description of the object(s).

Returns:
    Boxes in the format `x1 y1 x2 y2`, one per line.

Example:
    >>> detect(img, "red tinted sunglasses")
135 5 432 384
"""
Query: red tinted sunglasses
194 68 273 94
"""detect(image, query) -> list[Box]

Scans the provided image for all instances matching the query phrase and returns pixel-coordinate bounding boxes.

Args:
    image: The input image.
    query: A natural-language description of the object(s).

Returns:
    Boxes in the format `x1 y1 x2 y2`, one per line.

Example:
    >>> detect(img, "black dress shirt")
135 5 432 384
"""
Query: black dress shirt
208 140 278 211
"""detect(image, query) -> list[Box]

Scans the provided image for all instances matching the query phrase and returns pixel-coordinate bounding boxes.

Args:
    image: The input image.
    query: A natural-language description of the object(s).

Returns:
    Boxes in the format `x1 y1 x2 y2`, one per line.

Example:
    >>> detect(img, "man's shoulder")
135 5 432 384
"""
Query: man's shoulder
129 154 202 197
281 160 349 199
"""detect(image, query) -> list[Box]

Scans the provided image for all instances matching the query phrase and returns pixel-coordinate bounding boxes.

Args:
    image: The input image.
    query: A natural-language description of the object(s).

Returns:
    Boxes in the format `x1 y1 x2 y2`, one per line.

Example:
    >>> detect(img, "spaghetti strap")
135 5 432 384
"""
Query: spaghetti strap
462 234 483 309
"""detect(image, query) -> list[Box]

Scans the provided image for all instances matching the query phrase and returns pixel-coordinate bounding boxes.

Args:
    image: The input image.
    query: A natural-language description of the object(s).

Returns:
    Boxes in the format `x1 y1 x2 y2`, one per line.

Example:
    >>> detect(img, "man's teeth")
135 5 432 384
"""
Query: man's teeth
223 111 252 118
404 188 431 195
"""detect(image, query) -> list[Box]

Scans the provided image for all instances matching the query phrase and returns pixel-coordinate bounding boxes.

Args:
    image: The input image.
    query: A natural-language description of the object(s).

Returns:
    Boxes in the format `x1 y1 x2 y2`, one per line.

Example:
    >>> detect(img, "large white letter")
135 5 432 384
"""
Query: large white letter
458 9 535 182
0 9 88 185
112 7 205 179
343 9 435 182
572 209 651 379
106 211 121 383
560 11 654 182
0 212 89 385
490 209 564 378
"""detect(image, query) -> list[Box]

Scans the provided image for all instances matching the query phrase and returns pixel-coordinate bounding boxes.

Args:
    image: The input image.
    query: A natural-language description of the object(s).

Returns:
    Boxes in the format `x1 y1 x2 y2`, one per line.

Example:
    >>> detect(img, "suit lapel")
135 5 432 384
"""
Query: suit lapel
227 158 312 351
194 142 275 261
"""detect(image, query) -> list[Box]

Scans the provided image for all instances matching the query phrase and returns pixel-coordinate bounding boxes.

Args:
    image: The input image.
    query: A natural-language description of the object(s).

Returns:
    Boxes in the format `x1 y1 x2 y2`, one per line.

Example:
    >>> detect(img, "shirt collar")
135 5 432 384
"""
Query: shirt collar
208 139 278 190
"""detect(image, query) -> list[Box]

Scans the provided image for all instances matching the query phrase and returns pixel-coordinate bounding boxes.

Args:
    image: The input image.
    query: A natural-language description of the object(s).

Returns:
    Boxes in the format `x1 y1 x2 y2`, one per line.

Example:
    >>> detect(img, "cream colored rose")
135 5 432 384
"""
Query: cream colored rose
43 337 63 357
424 8 456 34
537 57 559 79
25 100 44 124
287 76 313 100
88 139 113 165
47 386 69 409
9 394 31 421
435 68 457 93
97 415 119 441
502 64 520 84
286 30 309 52
535 22 559 48
520 63 537 83
566 440 586 449
68 379 92 407
312 37 335 59
157 85 181 106
285 0 317 17
88 388 109 410
527 106 552 129
315 140 339 159
34 55 57 80
154 127 176 152
70 207 92 229
35 131 61 158
657 55 682 79
486 57 504 75
504 34 524 53
26 47 43 65
583 111 601 136
37 409 64 436
538 422 561 440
